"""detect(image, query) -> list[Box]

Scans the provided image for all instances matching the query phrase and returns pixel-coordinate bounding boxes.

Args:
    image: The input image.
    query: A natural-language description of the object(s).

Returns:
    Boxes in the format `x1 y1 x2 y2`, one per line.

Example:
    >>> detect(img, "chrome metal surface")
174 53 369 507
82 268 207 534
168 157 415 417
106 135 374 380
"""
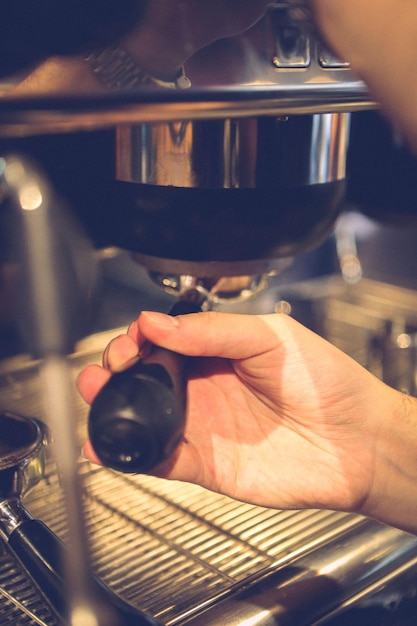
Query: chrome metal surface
116 113 351 188
0 89 375 138
132 254 293 280
0 4 374 138
0 416 48 503
0 500 32 542
147 273 274 307
181 522 417 625
0 276 417 625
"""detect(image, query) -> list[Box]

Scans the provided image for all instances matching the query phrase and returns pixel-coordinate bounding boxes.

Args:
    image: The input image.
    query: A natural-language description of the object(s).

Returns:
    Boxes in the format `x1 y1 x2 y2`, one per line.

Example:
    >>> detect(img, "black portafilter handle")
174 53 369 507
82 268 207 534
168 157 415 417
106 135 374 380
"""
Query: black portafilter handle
88 300 202 473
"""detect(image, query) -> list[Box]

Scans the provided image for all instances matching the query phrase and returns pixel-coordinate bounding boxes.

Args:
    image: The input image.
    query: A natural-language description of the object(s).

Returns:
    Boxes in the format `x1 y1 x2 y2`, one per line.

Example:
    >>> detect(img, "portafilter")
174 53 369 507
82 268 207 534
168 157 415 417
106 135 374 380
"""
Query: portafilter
0 411 160 626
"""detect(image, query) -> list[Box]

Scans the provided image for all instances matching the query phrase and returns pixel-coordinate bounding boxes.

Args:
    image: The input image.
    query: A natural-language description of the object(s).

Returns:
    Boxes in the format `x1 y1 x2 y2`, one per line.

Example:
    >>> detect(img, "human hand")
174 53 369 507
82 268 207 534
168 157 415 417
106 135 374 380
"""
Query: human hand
13 0 272 95
309 0 417 152
77 310 400 518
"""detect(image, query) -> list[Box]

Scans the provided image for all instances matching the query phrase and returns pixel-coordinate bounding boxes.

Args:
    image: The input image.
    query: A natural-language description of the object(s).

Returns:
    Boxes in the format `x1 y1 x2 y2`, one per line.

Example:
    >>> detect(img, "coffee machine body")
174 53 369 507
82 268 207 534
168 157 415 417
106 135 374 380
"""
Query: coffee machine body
2 3 417 626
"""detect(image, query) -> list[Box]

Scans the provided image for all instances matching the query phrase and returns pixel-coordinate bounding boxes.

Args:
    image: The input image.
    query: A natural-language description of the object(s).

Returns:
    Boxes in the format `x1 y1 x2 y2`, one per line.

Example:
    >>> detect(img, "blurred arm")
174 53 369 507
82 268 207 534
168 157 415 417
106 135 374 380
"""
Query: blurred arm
311 0 417 150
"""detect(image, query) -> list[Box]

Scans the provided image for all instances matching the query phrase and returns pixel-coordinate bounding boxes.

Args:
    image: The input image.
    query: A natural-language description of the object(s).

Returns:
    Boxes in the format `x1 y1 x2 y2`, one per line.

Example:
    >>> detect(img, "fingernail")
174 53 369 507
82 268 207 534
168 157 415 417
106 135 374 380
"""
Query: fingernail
140 311 180 328
102 337 119 369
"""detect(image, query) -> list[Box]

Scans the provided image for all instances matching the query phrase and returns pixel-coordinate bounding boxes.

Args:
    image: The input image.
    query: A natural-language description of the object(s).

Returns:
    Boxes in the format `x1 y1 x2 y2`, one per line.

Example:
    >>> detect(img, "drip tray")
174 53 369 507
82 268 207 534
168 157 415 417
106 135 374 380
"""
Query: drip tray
1 276 417 625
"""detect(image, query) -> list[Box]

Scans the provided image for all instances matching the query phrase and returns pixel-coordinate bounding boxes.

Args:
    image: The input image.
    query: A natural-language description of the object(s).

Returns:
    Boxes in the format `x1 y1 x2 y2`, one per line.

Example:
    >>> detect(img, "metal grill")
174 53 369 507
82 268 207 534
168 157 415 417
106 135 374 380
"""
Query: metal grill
1 277 417 625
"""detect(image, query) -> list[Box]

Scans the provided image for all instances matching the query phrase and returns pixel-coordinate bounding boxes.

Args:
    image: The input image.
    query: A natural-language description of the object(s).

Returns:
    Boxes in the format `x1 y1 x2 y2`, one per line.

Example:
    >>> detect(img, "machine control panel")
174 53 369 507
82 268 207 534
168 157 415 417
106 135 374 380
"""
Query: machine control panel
271 5 351 73
272 16 311 68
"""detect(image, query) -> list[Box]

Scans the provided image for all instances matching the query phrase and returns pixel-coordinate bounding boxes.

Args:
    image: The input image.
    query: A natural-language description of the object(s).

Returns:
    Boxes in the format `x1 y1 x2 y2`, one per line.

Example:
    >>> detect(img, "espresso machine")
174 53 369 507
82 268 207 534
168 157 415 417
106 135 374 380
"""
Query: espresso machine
1 3 417 625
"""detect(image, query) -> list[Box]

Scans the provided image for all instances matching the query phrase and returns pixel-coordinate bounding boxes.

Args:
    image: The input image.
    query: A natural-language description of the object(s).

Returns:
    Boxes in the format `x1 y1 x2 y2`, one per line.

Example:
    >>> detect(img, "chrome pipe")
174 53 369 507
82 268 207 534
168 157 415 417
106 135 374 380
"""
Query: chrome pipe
0 156 160 626
180 520 417 626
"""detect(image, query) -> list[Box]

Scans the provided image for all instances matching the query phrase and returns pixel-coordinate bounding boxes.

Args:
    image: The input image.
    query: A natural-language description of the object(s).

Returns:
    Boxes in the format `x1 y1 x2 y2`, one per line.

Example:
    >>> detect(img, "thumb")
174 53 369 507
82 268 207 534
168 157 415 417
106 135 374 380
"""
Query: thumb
137 310 285 360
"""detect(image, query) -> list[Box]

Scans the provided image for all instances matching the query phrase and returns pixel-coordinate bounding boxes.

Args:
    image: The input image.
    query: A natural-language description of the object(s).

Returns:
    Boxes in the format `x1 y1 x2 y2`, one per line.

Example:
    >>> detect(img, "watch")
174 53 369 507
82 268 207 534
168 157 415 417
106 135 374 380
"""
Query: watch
85 45 192 91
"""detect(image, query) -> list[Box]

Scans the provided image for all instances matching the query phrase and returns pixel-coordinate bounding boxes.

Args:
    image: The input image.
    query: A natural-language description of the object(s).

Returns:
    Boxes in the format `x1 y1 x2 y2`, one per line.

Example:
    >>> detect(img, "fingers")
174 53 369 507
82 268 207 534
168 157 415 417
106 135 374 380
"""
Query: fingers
76 364 112 405
77 310 304 405
83 439 103 466
77 334 140 404
137 310 286 360
102 333 140 370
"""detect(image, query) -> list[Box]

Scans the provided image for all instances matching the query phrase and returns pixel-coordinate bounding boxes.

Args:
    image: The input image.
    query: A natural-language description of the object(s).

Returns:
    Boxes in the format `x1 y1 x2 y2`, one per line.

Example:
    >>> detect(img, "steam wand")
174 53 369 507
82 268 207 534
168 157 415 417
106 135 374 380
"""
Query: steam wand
0 156 160 625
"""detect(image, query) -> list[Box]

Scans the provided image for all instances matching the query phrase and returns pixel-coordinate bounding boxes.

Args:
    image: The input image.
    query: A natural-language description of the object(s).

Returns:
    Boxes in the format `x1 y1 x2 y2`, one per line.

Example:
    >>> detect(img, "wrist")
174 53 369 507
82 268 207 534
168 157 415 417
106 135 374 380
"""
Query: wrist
85 45 191 91
85 3 193 92
309 0 417 151
360 388 417 533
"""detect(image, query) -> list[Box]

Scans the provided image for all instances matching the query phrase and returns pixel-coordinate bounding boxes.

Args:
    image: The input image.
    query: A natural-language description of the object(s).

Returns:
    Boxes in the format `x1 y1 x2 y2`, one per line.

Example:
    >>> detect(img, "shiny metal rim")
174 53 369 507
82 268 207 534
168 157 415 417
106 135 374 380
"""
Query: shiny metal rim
0 85 375 137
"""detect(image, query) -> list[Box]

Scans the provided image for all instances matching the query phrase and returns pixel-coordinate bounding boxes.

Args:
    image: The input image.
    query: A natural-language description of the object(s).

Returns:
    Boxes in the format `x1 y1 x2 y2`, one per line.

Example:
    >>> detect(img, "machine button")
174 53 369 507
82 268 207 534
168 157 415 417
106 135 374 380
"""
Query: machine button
272 17 311 68
319 45 350 69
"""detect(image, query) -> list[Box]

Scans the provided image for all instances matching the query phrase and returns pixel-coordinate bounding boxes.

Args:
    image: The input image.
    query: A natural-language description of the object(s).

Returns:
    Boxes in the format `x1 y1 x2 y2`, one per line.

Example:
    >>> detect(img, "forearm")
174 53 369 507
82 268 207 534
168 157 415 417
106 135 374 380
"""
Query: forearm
310 0 417 151
14 1 272 95
360 387 417 534
13 56 106 96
